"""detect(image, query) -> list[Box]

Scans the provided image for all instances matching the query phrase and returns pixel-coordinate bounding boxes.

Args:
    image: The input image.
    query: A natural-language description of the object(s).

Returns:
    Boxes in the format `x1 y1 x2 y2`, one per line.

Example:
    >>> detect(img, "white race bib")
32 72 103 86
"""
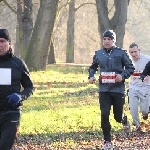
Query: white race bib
0 68 11 85
131 72 141 80
101 72 116 83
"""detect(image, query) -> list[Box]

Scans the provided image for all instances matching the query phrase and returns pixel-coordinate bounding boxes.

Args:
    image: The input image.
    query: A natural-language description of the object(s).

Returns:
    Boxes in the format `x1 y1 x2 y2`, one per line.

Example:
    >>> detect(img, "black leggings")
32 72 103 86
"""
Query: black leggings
99 92 125 142
0 111 20 150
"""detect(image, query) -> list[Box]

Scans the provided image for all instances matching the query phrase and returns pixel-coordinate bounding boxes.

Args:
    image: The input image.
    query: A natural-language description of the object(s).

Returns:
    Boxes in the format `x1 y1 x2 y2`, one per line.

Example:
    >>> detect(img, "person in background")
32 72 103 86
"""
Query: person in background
128 43 150 132
88 30 134 149
0 29 34 149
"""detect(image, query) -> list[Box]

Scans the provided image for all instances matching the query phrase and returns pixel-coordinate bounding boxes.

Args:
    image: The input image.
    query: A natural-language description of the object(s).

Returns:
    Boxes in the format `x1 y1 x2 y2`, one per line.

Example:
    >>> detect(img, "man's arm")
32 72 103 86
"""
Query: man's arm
120 50 135 80
20 61 34 100
88 53 99 83
140 61 150 81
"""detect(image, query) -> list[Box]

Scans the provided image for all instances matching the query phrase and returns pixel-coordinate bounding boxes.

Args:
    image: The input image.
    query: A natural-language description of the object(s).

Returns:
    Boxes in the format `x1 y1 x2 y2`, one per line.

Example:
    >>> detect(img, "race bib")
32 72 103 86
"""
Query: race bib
131 72 141 80
101 72 116 83
0 68 11 85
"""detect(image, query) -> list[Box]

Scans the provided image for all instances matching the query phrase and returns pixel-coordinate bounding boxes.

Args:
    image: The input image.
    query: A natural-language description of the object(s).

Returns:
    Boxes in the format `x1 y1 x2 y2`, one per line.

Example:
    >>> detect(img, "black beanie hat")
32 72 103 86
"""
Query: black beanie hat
103 30 116 42
0 29 11 42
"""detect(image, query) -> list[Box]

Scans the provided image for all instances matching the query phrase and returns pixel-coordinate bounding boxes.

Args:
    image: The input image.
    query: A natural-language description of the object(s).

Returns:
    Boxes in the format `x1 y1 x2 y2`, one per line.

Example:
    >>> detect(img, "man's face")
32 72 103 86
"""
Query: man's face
129 46 140 61
103 37 114 49
0 38 9 56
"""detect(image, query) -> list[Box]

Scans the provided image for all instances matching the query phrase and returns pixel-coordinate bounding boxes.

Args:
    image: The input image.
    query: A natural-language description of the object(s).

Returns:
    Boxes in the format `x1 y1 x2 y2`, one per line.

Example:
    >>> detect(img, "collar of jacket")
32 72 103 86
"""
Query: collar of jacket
0 49 13 61
104 46 116 53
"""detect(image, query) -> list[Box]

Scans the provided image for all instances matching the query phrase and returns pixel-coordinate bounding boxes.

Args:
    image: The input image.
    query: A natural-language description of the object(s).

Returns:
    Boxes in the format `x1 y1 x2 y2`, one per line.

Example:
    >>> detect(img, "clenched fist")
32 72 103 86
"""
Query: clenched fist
89 77 96 84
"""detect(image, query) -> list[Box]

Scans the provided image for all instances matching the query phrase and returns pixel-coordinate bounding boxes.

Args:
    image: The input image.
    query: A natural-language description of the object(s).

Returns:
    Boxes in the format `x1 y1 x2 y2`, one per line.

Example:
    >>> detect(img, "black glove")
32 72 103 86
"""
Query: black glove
140 75 145 82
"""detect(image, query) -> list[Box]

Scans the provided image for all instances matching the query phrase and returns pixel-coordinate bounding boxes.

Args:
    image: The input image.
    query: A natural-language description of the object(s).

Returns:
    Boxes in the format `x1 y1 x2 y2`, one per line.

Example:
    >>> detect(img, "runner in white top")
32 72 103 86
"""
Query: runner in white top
128 43 150 132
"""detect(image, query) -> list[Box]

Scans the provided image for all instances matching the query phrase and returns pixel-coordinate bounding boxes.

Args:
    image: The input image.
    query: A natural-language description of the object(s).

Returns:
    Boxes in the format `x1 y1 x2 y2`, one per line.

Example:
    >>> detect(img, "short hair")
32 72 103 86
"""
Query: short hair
129 43 138 48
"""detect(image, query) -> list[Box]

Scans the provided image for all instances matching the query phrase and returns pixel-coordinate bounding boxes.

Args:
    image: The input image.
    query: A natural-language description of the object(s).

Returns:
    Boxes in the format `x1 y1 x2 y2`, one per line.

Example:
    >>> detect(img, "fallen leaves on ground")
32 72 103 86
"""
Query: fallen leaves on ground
13 121 150 150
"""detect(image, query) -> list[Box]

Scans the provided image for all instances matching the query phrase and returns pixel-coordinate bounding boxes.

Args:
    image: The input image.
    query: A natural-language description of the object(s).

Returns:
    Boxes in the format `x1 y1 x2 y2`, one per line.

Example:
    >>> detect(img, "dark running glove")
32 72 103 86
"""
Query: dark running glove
7 93 22 106
140 74 145 82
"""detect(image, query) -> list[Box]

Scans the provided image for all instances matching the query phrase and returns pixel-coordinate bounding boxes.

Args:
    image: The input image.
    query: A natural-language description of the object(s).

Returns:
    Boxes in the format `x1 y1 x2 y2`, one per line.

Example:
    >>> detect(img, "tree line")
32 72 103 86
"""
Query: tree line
0 0 145 71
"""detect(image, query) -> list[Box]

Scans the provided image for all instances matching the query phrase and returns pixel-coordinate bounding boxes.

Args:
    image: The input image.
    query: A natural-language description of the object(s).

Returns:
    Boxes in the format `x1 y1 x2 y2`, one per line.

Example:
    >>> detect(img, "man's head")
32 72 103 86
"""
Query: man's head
129 43 140 61
103 30 116 50
0 29 11 56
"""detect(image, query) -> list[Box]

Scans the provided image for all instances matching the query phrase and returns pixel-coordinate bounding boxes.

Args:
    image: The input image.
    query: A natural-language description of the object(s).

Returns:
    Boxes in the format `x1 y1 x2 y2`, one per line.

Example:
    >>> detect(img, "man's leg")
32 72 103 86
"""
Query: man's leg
112 92 125 123
99 92 112 142
138 90 149 120
0 113 20 150
112 92 130 132
128 88 140 127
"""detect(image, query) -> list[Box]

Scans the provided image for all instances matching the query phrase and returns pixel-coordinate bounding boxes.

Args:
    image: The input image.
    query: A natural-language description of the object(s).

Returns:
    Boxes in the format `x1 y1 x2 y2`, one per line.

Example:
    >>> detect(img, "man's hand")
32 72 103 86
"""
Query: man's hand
89 77 96 84
7 93 22 106
143 75 149 82
115 74 123 82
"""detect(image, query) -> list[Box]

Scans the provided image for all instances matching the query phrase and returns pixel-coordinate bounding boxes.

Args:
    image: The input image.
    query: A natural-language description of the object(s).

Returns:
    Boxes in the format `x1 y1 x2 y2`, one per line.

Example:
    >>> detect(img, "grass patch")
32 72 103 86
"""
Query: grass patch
14 65 150 149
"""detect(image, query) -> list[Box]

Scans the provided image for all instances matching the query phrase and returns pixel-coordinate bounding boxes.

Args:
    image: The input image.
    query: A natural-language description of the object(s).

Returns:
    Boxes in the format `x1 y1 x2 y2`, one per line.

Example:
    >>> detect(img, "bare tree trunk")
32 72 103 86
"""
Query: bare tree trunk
22 0 33 55
15 0 23 57
16 0 33 59
66 0 75 63
48 39 56 64
96 0 128 48
25 0 58 71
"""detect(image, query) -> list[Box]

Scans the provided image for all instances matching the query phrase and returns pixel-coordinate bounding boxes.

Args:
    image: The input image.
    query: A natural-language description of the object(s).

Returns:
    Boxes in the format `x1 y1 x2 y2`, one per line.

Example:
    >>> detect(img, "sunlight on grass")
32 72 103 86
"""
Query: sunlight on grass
20 65 133 139
13 65 150 149
20 105 101 134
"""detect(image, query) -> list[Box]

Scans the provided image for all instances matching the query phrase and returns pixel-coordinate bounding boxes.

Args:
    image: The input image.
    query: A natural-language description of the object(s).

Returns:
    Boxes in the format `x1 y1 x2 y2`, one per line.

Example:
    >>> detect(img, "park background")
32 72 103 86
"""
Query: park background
0 0 150 149
1 0 150 67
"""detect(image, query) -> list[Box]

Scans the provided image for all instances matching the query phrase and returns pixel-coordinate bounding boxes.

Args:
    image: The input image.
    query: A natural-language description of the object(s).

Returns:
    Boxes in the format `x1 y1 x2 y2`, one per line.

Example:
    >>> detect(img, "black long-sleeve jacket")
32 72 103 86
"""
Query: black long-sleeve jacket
88 46 134 94
0 50 34 111
140 61 150 80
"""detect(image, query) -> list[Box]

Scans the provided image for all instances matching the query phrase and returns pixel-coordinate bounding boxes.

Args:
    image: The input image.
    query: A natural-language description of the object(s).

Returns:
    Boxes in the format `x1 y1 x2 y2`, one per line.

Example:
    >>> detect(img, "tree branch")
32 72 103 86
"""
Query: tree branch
58 0 70 13
75 2 96 11
3 0 17 14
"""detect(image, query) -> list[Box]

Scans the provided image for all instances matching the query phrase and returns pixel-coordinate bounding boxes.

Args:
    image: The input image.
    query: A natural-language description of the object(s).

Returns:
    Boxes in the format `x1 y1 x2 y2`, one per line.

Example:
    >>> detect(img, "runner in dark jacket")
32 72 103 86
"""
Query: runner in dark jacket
0 29 34 150
88 30 134 149
140 61 150 114
140 61 150 79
